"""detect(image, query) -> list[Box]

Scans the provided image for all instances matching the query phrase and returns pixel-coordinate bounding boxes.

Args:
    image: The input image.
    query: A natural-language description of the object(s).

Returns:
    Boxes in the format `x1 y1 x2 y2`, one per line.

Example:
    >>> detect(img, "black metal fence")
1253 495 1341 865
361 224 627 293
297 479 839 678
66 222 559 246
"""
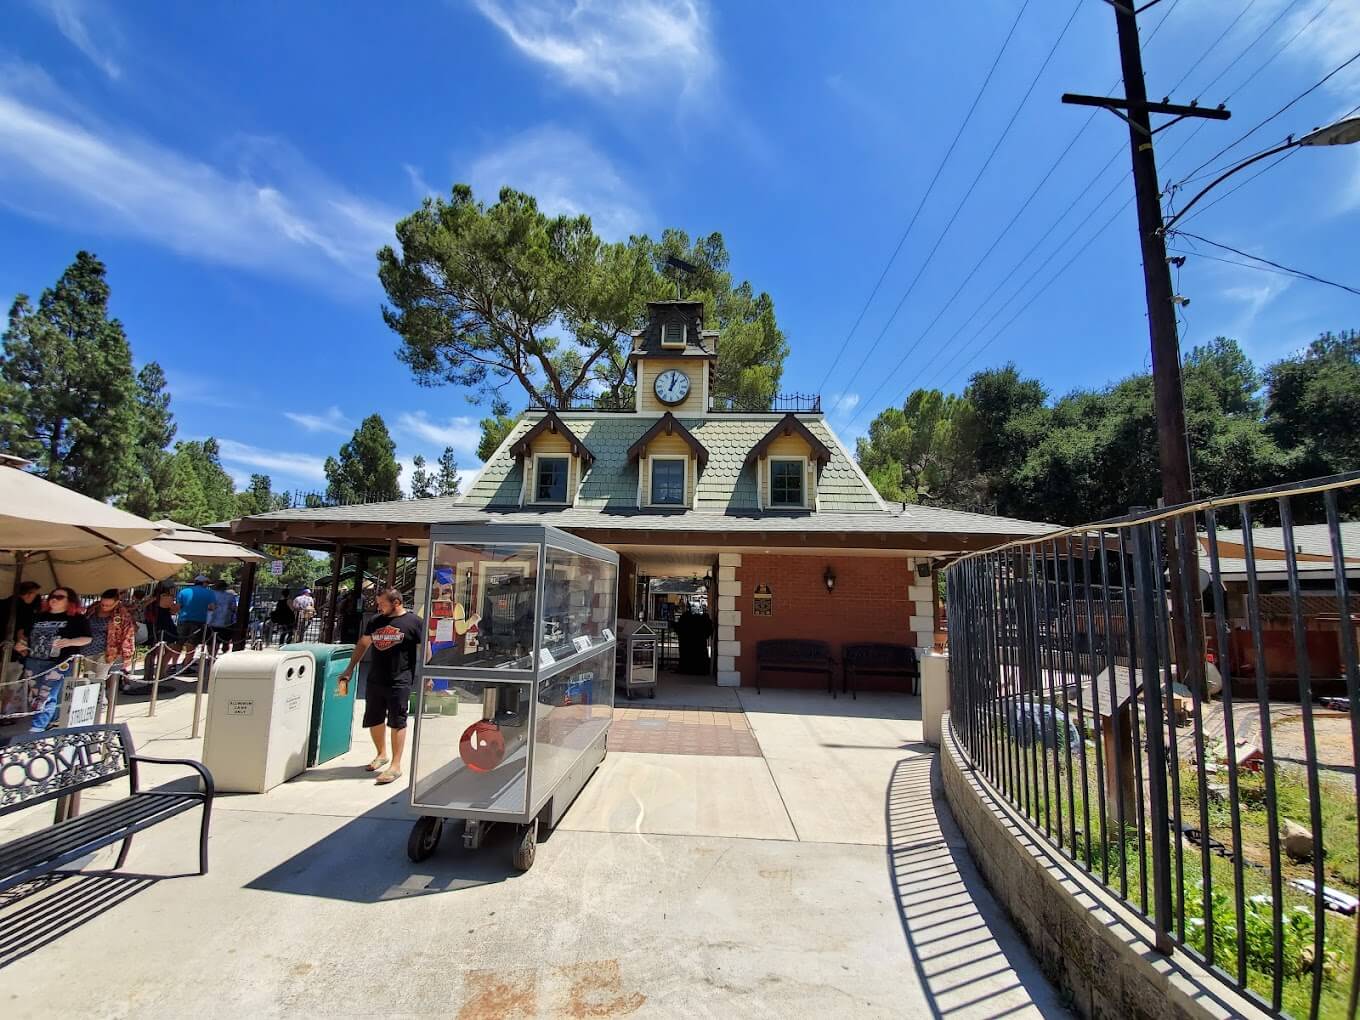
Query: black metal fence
946 472 1360 1019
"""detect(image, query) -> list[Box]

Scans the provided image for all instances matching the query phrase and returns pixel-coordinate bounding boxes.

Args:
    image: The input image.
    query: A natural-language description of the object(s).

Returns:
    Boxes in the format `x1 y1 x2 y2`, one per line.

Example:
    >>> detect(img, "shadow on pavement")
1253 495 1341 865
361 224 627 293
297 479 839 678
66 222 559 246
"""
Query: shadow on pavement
886 754 1067 1019
244 804 526 903
739 688 923 721
0 871 161 970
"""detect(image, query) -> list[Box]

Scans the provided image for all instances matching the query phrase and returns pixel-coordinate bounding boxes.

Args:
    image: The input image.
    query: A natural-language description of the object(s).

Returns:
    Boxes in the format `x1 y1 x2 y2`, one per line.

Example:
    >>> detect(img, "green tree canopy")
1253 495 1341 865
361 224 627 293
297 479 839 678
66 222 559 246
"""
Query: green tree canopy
324 413 402 505
1265 330 1360 477
858 338 1296 526
435 446 460 497
855 389 983 509
377 186 789 454
0 251 138 499
409 455 435 500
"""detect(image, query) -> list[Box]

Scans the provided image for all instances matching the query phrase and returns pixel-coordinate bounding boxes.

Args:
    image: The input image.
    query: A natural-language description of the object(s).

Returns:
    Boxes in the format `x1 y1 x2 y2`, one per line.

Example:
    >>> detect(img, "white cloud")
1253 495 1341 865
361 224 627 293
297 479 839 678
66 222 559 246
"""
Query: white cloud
466 124 649 239
396 451 483 497
828 391 861 416
1222 274 1293 318
403 162 435 200
283 406 352 436
216 439 327 484
396 412 482 455
472 0 714 99
32 0 122 80
1285 0 1360 104
0 79 398 290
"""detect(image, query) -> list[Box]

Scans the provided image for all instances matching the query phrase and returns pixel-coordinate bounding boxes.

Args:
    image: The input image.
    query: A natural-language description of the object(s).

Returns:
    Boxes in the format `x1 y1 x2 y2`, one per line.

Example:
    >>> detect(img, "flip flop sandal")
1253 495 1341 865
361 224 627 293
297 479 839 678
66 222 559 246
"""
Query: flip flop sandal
375 771 402 785
365 757 390 772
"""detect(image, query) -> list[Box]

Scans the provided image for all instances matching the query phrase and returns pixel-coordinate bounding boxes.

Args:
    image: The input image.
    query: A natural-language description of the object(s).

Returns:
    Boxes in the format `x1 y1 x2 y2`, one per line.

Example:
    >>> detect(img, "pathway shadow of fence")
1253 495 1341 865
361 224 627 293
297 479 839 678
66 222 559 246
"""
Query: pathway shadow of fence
0 871 159 969
886 754 1068 1019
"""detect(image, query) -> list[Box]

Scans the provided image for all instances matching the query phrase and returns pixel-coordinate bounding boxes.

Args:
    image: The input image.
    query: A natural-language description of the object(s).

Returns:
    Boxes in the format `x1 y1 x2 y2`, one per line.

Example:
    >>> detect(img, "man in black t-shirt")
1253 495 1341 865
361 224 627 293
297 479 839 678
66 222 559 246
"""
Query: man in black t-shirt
337 588 424 785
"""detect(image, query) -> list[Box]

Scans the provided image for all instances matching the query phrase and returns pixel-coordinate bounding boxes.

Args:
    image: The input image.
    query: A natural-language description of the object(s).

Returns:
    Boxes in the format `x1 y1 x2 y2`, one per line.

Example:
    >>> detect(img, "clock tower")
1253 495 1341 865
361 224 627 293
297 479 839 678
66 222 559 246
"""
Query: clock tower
628 300 717 416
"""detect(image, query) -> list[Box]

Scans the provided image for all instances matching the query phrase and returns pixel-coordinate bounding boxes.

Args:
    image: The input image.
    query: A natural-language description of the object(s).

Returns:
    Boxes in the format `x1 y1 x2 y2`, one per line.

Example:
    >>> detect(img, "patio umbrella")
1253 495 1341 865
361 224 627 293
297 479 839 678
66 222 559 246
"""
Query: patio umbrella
149 520 267 564
0 461 170 551
1 460 173 675
0 541 187 592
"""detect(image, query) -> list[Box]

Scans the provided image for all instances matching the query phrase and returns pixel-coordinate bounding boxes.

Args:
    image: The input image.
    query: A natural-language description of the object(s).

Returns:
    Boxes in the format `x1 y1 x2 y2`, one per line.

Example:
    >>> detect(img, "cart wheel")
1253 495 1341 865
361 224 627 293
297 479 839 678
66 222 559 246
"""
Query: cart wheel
407 816 444 862
512 820 537 872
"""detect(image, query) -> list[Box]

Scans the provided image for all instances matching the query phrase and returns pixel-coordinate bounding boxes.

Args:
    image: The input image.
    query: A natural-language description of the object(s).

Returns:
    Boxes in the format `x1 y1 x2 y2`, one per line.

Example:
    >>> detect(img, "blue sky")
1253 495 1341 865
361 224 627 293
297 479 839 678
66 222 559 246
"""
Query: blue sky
2 0 1357 494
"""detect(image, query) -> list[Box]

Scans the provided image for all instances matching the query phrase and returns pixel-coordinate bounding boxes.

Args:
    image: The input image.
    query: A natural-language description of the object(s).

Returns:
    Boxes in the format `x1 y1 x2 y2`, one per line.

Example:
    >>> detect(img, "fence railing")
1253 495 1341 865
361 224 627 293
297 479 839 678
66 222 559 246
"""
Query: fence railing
945 471 1360 1020
526 392 824 413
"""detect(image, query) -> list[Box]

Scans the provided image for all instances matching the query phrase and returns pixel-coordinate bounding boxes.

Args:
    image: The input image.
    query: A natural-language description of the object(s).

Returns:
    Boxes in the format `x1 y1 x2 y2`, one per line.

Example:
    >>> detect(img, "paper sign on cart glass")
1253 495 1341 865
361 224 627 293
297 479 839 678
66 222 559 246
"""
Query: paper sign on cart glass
538 648 556 668
572 635 592 653
435 618 454 642
601 628 614 642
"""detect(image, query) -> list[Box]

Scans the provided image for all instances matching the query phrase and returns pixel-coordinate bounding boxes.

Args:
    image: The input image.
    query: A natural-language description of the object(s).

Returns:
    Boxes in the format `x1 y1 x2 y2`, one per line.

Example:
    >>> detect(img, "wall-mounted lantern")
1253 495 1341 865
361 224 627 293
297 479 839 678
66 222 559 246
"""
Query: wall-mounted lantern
823 566 836 593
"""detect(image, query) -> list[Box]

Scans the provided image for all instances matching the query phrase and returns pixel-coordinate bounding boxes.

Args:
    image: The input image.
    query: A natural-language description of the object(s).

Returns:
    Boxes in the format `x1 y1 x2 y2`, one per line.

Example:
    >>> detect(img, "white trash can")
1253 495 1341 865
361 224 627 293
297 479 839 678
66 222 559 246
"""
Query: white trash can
202 649 315 793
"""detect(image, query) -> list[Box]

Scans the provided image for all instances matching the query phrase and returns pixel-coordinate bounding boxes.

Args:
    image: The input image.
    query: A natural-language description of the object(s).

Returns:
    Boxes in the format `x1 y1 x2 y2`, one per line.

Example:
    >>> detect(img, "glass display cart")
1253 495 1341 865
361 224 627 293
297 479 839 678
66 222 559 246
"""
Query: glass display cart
407 524 619 871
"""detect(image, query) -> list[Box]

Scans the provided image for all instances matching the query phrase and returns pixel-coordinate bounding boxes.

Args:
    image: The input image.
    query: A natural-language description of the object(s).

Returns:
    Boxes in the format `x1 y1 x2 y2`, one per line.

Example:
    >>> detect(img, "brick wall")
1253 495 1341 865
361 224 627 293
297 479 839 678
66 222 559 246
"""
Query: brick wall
731 553 927 690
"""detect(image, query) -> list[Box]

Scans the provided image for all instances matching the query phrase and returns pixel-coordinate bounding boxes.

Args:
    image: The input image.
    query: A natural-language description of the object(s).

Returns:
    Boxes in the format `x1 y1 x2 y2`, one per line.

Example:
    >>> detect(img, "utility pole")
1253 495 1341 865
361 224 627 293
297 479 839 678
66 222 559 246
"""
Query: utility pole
1062 0 1232 700
1060 3 1234 957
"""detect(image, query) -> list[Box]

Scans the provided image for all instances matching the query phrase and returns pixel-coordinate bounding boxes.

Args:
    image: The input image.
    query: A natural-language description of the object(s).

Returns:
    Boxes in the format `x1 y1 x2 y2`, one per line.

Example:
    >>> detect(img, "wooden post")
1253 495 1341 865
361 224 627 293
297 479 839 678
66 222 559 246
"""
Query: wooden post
324 544 344 642
1102 703 1137 827
235 554 259 646
385 537 398 591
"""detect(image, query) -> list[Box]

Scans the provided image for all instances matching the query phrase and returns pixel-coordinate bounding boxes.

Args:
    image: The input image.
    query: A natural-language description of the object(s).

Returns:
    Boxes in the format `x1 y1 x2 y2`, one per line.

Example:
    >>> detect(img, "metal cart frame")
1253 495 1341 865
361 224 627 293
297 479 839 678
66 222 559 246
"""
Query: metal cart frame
406 524 618 870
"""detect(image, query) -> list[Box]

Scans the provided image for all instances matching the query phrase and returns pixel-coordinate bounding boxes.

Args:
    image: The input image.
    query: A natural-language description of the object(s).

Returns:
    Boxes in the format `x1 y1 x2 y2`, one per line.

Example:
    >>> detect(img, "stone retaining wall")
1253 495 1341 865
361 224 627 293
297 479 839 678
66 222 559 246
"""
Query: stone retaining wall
939 716 1269 1020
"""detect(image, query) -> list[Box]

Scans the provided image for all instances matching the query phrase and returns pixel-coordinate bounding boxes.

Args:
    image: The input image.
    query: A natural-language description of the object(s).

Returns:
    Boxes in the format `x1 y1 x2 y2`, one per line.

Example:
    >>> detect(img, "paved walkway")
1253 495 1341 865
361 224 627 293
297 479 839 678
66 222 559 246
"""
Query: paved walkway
1 669 1065 1018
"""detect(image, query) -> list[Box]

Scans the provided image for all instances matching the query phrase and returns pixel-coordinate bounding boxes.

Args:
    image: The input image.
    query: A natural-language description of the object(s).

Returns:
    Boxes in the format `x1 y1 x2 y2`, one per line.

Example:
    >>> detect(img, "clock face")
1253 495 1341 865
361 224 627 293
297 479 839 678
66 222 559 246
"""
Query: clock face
654 369 691 405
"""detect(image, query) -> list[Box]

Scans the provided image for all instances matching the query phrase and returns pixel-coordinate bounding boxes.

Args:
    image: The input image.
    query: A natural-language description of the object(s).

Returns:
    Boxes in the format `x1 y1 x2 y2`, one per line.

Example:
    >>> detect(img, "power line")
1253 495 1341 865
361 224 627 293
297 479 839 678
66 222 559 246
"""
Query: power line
1177 45 1360 185
845 148 1130 427
1171 230 1360 297
1167 245 1313 281
1166 0 1261 97
832 1 1083 406
935 197 1137 391
832 107 1106 420
815 0 1033 398
1176 147 1299 224
925 189 1134 392
1223 0 1330 102
1194 0 1303 100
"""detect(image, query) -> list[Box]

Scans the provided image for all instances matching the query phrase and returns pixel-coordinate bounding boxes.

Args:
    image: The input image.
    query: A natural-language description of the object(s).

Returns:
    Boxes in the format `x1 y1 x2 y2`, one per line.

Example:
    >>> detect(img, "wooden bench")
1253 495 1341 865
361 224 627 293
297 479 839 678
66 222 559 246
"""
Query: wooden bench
841 642 920 700
1 724 214 893
755 639 838 697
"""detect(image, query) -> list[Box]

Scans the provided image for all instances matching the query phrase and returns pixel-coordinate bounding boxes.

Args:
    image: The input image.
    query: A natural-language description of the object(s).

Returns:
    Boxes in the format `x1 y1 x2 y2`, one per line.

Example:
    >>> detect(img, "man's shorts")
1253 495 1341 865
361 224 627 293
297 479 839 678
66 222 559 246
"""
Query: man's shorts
176 621 206 646
363 677 411 730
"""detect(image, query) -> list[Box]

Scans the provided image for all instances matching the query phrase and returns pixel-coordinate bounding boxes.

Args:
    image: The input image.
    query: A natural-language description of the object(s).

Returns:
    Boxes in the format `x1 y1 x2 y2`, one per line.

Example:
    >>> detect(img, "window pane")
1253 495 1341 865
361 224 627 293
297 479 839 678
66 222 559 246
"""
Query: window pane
770 461 803 506
651 459 685 505
536 458 568 502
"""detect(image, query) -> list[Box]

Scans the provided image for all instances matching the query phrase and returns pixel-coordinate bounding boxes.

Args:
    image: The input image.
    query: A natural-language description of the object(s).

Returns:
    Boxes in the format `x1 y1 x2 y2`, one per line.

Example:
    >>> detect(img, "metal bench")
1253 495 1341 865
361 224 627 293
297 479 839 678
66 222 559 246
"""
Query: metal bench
1 724 214 893
841 642 920 700
755 639 838 696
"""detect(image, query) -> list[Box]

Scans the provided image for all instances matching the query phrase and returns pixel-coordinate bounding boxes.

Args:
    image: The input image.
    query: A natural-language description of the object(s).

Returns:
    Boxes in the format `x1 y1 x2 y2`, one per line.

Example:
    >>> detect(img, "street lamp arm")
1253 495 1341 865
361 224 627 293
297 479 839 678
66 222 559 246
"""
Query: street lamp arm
1161 140 1297 232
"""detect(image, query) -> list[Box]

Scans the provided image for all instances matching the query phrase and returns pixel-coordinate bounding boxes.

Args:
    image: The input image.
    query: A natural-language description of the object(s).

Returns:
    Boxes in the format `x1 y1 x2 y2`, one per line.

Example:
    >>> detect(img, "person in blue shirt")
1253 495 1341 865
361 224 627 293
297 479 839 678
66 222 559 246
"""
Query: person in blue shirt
175 574 217 649
206 580 238 650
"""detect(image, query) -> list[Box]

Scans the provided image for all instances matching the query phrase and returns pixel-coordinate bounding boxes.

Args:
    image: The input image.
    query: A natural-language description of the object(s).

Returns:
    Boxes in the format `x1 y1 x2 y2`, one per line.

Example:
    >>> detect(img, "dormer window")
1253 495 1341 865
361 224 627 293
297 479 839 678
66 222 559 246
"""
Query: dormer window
769 458 805 508
650 458 687 506
661 321 686 348
534 456 569 503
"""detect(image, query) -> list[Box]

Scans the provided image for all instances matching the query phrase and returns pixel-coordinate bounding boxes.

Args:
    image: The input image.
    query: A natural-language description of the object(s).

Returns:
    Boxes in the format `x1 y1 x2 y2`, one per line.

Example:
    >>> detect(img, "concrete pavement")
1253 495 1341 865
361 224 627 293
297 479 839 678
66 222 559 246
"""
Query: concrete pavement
1 670 1066 1018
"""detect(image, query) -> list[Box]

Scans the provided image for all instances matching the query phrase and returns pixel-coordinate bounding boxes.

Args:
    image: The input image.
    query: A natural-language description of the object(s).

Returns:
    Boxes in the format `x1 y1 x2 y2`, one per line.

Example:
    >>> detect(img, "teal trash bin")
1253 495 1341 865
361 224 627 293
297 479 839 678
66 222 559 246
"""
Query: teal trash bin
283 642 356 766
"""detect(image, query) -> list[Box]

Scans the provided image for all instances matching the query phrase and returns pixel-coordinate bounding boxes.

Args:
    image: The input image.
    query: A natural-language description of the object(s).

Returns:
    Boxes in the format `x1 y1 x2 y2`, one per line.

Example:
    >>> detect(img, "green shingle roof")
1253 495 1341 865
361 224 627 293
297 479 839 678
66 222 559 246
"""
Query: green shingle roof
465 413 885 514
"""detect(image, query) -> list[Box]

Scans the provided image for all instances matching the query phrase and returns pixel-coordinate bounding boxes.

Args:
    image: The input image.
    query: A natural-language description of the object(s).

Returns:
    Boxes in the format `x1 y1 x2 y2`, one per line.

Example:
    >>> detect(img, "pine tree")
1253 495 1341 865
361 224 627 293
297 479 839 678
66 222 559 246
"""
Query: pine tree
324 414 402 505
409 455 435 499
120 361 178 518
436 446 460 497
0 252 138 499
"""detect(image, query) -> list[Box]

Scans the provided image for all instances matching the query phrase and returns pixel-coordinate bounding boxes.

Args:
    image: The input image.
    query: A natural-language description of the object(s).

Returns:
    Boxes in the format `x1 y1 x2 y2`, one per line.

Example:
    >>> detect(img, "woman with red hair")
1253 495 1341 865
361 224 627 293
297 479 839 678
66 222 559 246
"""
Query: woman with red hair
15 586 91 731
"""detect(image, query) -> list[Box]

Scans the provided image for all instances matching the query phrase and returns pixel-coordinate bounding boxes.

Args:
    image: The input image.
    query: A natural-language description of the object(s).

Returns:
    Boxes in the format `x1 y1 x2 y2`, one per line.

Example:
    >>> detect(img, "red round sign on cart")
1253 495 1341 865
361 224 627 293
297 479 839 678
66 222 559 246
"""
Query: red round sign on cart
460 720 506 772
